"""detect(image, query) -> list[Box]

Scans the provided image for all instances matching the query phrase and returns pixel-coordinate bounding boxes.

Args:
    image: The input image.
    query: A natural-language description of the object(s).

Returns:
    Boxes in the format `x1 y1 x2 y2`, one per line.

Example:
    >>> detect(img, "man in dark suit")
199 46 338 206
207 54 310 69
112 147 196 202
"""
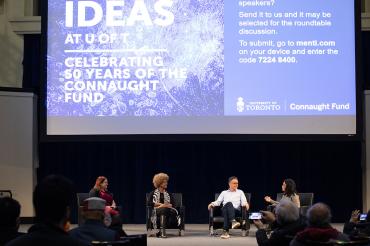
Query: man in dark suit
6 175 87 246
0 197 25 245
69 197 118 243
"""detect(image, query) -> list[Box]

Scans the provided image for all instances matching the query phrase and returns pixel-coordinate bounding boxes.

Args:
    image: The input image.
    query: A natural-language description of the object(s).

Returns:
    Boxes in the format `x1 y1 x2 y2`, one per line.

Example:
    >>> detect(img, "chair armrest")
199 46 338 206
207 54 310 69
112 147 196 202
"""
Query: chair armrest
146 206 153 218
242 206 248 220
209 205 221 217
209 206 214 217
146 206 153 229
179 206 185 227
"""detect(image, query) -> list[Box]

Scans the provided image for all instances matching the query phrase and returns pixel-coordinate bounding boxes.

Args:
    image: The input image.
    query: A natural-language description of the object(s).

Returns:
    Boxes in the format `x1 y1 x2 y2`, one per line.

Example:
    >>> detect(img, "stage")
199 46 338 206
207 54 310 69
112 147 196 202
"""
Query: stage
19 224 345 246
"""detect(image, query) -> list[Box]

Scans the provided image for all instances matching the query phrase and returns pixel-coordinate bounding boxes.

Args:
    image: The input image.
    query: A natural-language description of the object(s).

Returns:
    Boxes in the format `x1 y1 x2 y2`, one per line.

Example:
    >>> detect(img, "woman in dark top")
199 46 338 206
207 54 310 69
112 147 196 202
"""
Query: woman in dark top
265 178 301 208
89 176 126 237
89 176 118 217
147 173 180 238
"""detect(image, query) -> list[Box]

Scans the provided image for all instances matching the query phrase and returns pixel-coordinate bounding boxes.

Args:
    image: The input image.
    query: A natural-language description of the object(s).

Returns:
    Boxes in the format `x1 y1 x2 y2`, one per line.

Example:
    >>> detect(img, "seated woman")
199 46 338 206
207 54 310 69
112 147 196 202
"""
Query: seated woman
89 176 126 236
264 178 301 208
147 173 180 238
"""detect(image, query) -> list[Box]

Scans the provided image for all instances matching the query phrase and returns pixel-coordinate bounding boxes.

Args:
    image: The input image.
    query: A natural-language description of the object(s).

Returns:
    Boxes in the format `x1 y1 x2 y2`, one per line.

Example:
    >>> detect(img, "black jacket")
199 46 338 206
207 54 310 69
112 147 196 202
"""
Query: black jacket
256 218 306 246
0 228 24 245
343 221 370 239
6 223 88 246
69 219 118 243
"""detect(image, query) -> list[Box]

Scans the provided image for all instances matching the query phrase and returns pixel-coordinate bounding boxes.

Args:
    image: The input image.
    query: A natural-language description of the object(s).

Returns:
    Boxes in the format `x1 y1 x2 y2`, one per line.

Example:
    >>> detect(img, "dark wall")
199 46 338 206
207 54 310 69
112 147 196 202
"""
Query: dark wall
24 32 369 223
362 31 370 90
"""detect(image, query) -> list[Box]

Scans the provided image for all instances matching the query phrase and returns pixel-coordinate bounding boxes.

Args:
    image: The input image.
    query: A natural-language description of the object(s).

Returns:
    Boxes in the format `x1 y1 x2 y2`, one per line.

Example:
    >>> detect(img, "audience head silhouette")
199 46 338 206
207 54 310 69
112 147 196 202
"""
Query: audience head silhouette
307 202 332 227
0 197 21 229
276 200 300 225
33 175 75 225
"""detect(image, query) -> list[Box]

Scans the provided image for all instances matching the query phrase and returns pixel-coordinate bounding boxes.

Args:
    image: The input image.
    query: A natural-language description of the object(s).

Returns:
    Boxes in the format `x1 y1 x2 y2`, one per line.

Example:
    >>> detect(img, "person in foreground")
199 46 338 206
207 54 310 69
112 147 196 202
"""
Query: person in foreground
69 197 119 243
89 176 126 237
254 200 306 246
265 179 300 208
208 176 249 239
6 175 87 246
147 173 181 238
343 209 370 239
0 197 25 245
290 203 349 246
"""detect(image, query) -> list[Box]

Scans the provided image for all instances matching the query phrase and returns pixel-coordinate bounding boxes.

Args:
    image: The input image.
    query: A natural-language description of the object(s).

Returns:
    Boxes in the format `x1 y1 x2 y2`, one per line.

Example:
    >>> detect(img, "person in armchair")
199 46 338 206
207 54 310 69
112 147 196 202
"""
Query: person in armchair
208 176 249 239
147 173 181 238
89 176 126 237
264 179 300 209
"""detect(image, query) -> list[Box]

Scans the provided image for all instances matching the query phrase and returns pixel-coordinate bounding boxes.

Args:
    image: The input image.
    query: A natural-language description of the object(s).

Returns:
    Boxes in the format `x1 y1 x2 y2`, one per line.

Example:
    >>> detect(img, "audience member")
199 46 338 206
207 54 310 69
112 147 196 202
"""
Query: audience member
0 197 24 245
290 203 349 246
343 209 370 240
69 197 119 243
6 175 87 246
254 200 306 246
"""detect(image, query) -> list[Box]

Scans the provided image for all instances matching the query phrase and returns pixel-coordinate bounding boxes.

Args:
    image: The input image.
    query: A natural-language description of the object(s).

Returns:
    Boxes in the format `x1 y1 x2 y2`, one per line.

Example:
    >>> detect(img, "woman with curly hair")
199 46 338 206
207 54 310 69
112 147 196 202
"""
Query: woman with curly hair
264 178 301 208
89 176 127 237
147 173 180 238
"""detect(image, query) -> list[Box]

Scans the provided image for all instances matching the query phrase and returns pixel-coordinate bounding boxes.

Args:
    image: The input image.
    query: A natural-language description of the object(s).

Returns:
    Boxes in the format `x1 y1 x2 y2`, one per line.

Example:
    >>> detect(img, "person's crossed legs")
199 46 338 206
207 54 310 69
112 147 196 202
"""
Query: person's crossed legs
221 202 241 239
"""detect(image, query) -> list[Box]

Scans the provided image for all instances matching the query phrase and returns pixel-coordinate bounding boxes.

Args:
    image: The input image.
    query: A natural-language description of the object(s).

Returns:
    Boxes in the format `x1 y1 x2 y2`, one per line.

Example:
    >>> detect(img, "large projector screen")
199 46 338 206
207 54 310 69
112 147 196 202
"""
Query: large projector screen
45 0 358 135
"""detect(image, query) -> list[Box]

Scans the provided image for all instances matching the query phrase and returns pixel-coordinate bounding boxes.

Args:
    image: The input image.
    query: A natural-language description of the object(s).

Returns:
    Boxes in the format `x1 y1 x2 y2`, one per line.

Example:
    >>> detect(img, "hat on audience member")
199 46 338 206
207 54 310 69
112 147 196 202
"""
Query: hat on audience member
83 197 106 211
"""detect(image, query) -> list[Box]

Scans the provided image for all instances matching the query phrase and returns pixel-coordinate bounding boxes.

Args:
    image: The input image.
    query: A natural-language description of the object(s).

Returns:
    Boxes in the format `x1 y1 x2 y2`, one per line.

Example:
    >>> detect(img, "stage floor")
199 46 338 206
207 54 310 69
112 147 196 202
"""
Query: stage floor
19 224 345 246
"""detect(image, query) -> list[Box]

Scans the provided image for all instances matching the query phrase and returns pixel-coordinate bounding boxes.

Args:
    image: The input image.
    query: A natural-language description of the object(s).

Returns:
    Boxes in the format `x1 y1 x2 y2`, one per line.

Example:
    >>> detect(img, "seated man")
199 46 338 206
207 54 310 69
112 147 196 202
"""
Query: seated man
7 175 87 246
290 203 349 246
0 197 25 245
208 176 249 239
69 197 119 243
343 209 370 239
253 200 306 246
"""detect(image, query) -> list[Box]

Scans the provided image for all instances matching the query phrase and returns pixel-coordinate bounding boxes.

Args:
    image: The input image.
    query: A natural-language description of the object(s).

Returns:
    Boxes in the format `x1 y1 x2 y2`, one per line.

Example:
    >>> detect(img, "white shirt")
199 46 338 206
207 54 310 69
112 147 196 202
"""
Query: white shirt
212 189 248 209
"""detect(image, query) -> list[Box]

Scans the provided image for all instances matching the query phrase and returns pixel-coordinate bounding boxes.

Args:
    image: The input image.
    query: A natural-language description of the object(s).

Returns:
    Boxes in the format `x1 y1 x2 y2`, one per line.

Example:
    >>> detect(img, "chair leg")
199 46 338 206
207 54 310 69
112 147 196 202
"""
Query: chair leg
241 229 249 237
209 225 214 236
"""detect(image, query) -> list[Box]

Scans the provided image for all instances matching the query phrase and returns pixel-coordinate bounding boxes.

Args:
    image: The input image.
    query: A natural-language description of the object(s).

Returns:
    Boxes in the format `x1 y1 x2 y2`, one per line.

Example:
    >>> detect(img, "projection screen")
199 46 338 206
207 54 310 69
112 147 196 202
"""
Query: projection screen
45 0 358 135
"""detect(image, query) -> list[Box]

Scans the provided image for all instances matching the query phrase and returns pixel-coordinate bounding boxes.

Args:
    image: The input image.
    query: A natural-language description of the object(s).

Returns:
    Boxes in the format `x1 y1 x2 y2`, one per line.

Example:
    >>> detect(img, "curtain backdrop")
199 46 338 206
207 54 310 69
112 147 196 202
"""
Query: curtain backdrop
38 141 362 223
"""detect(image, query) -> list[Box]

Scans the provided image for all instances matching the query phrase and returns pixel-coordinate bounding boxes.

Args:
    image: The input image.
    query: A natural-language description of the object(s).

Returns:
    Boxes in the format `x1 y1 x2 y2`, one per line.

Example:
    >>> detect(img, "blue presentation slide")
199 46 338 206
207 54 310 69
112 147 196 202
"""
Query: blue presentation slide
47 0 356 117
224 0 356 116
